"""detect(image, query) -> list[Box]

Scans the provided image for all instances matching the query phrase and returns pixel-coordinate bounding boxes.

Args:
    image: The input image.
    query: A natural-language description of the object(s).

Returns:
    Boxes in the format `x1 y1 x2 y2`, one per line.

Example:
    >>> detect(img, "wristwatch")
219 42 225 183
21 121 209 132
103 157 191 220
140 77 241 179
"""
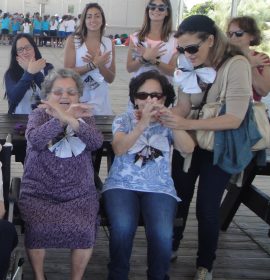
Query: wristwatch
155 58 160 66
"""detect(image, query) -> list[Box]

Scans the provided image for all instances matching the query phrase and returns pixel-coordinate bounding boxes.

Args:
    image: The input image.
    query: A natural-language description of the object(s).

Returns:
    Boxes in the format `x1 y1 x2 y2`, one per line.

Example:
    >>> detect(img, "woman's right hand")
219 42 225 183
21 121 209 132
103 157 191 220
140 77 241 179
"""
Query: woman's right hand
137 99 160 129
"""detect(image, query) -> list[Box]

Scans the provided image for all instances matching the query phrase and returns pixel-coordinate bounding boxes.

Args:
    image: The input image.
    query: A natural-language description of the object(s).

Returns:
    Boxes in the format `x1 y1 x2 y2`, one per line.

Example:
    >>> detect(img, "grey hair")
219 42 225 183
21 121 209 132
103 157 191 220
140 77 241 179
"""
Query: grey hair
41 68 84 99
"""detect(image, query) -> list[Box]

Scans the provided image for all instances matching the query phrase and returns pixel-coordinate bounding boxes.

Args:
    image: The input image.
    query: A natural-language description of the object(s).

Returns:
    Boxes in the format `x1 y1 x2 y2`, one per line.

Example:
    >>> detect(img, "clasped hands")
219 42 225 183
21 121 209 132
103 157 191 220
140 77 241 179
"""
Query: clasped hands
136 100 188 130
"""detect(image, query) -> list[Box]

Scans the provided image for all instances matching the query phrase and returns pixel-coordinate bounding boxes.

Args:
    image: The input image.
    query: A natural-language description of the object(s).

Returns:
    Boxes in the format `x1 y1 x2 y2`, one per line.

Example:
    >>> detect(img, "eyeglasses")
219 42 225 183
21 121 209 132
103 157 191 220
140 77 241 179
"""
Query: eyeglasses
51 88 79 96
148 3 168 12
16 44 33 54
177 40 205 55
135 92 164 100
226 30 245 38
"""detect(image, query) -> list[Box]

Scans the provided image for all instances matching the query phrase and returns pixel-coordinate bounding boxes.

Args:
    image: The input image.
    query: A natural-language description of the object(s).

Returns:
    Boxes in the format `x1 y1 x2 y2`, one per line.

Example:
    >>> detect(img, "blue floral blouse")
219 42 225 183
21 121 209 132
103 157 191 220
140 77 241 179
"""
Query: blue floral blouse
103 111 180 201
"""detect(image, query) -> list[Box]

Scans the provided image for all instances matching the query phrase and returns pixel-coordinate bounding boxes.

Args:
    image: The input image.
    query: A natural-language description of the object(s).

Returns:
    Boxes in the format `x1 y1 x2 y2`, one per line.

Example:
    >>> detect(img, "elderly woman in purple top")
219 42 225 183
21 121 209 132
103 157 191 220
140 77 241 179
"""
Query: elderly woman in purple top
18 68 103 280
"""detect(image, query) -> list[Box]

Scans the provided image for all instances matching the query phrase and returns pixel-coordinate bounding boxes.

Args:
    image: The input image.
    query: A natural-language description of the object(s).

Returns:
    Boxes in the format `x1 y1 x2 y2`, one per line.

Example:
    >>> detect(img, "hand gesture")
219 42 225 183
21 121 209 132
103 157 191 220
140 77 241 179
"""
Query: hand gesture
137 98 161 129
93 50 112 68
39 100 68 125
158 107 187 130
141 42 167 61
66 103 93 119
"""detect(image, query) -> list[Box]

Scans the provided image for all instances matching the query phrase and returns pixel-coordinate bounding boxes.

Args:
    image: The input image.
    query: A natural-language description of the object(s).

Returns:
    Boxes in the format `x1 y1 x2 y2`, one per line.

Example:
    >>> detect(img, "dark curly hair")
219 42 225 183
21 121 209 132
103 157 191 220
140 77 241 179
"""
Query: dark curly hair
129 70 175 108
227 16 262 46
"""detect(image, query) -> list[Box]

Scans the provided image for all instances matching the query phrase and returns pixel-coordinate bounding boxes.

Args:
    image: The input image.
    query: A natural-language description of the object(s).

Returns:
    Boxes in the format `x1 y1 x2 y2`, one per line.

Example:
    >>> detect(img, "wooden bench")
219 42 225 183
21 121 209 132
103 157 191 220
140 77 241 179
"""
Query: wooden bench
220 152 270 236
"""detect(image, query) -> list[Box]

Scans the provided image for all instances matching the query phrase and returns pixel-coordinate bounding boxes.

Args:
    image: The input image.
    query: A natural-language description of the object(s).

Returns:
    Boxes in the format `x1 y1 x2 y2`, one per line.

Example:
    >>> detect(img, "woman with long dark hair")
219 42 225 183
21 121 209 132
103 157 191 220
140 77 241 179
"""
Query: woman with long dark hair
64 3 115 115
4 33 53 114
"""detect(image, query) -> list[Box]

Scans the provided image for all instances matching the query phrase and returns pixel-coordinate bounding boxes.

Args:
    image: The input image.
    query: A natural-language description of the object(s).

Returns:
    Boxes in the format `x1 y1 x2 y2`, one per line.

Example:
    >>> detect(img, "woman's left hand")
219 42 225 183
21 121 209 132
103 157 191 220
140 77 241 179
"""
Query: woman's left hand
248 52 270 67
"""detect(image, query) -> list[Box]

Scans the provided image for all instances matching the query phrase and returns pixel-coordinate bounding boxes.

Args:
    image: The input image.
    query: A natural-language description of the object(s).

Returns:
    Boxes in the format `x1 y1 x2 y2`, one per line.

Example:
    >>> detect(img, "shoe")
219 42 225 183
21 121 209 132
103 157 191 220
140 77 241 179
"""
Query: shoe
194 267 213 280
170 250 178 262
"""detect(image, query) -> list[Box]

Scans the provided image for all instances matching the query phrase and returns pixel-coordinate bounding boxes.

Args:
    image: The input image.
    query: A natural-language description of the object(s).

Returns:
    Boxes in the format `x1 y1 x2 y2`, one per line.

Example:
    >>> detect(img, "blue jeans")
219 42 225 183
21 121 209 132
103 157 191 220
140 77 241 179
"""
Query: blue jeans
103 189 177 280
172 147 231 271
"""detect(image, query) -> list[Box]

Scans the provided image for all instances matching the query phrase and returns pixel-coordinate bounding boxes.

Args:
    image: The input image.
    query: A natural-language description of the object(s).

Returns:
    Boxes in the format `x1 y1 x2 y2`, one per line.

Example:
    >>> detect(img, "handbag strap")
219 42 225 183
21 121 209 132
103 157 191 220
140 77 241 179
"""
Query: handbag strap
195 54 231 112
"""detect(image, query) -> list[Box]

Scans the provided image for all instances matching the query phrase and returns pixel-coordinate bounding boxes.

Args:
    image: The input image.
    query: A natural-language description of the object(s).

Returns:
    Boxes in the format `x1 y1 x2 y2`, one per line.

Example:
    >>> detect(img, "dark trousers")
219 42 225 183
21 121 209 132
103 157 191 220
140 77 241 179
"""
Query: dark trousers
0 219 18 280
172 147 231 271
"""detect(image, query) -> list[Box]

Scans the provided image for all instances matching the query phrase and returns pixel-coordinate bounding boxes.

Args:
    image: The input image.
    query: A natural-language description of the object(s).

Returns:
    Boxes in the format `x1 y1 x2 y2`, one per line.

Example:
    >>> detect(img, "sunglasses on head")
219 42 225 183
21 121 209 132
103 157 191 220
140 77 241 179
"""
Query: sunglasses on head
227 30 245 38
177 40 205 55
148 3 168 12
135 92 164 100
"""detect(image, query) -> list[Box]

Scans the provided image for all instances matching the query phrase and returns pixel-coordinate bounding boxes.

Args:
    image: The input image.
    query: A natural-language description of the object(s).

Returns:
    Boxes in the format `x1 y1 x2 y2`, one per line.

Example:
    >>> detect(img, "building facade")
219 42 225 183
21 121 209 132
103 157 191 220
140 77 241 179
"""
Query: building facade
0 0 181 35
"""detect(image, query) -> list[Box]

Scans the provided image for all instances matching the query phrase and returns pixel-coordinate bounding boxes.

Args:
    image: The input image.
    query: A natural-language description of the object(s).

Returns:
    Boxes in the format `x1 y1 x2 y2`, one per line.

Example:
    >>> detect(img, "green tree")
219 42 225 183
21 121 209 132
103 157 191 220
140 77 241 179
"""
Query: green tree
187 1 216 17
183 0 270 54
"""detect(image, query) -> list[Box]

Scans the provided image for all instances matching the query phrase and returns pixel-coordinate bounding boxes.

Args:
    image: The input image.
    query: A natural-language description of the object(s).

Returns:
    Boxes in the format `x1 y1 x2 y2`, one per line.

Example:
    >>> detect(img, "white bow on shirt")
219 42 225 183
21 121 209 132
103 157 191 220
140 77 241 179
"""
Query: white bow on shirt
128 134 170 167
174 54 216 94
49 121 86 158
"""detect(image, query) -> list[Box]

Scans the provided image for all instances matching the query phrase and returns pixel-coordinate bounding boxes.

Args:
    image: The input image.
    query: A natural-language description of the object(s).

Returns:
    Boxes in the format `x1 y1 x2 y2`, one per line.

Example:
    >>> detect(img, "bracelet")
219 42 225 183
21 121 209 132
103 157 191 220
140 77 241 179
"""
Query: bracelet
87 61 97 71
138 56 152 66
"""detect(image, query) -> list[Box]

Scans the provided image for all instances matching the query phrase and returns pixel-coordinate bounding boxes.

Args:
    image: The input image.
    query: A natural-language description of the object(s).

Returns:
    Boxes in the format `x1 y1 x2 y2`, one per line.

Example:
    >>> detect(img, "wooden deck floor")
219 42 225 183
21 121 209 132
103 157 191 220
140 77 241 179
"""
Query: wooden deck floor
0 45 269 279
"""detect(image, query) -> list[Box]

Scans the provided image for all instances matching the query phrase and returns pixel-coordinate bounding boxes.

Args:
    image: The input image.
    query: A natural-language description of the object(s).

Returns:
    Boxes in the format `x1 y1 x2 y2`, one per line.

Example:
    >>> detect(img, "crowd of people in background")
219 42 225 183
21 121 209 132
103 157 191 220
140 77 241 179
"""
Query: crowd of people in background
0 0 270 280
0 10 78 47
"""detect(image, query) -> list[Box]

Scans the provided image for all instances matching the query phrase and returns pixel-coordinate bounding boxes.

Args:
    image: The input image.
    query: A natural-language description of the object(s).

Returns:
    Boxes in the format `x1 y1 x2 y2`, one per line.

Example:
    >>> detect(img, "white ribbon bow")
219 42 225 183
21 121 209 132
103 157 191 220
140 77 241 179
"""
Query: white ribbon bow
128 134 170 167
174 54 216 94
49 121 86 158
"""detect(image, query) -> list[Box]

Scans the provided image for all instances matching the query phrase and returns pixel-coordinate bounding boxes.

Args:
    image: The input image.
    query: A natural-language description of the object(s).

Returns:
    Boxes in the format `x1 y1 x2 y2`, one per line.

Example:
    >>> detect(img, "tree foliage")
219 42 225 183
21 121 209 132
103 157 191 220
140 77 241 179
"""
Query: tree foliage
183 0 270 54
187 1 215 17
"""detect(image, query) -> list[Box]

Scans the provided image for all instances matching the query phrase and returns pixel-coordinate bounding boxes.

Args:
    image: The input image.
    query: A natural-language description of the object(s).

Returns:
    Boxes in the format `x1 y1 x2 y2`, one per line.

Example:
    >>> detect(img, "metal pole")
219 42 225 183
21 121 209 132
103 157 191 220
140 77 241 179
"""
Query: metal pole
231 0 240 17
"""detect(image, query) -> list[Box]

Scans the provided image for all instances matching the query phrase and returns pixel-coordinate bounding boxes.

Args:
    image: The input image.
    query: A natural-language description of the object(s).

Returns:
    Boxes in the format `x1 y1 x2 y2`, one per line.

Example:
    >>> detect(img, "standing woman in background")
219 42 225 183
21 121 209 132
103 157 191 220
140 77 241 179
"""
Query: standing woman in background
64 3 115 115
227 16 270 100
126 0 177 83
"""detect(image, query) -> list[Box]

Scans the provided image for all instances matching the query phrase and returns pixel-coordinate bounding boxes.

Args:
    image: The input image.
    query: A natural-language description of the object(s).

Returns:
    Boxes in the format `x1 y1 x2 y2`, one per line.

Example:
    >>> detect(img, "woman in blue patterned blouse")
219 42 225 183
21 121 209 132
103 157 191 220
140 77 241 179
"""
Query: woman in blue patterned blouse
102 70 195 280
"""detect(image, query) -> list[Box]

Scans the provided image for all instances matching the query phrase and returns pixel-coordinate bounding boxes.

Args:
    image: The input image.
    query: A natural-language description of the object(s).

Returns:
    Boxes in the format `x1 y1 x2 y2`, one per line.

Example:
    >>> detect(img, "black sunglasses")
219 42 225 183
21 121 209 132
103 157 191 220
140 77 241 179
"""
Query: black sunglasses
148 3 168 12
135 92 164 100
177 40 205 55
227 30 245 38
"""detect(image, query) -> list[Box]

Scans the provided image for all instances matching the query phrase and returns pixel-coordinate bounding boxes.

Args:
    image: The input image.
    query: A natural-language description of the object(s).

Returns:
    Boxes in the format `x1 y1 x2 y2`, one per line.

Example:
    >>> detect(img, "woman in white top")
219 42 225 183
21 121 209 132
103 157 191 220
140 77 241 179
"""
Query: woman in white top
64 3 115 115
127 0 177 83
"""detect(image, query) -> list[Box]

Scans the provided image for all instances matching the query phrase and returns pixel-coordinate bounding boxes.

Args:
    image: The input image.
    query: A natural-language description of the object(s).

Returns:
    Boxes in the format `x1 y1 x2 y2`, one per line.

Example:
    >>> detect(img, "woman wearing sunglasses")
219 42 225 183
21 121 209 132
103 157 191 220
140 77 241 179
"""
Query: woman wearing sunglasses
227 16 270 100
159 15 252 280
126 0 177 84
102 70 195 280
